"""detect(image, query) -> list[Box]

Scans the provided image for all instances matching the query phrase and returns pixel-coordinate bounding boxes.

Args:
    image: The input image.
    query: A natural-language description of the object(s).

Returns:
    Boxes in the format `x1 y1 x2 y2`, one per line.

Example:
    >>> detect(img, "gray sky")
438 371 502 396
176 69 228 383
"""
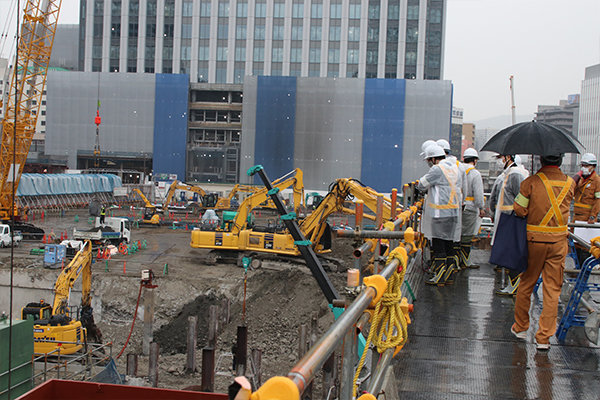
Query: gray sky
1 0 599 124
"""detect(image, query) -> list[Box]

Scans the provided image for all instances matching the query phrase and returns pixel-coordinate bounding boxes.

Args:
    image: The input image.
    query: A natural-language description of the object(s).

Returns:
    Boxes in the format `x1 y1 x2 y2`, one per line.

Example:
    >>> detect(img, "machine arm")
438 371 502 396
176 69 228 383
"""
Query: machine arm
52 240 93 316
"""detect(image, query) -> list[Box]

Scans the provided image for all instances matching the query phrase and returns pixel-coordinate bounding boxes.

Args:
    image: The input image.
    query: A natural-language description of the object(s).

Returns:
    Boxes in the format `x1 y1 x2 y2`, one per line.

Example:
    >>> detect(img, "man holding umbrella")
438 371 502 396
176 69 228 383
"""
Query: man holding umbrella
511 154 574 350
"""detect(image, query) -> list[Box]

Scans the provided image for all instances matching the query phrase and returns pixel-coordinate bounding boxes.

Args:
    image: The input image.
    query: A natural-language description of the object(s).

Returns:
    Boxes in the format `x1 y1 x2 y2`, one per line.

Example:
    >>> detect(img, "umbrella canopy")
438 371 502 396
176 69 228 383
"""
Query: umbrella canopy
481 121 585 156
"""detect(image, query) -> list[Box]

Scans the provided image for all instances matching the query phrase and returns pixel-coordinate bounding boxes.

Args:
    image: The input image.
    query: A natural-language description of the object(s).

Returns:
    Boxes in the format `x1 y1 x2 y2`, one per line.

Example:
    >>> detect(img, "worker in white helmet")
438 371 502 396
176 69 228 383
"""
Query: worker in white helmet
420 139 437 157
418 143 463 286
572 152 600 266
459 148 485 269
437 138 468 269
489 153 529 295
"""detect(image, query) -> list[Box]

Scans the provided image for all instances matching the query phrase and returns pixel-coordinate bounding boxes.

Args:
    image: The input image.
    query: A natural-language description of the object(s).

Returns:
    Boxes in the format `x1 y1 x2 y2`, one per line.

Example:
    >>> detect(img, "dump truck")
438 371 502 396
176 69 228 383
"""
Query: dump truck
73 217 131 244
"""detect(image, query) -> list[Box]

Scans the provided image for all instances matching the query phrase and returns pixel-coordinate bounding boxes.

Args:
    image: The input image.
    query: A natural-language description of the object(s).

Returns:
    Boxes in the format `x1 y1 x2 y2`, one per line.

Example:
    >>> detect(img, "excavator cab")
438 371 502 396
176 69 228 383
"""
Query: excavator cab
21 301 52 323
202 193 219 208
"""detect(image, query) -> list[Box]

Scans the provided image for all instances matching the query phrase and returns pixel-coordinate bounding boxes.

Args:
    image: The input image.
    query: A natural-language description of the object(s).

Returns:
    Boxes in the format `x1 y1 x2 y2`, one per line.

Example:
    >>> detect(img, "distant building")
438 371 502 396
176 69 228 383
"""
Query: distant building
78 0 447 82
461 122 475 156
535 96 580 175
579 64 600 161
450 107 462 157
50 24 80 71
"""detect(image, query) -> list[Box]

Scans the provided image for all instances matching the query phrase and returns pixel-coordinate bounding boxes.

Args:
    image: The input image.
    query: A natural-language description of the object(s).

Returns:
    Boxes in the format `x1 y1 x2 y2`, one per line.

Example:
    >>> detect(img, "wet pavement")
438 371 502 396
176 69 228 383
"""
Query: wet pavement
394 249 600 399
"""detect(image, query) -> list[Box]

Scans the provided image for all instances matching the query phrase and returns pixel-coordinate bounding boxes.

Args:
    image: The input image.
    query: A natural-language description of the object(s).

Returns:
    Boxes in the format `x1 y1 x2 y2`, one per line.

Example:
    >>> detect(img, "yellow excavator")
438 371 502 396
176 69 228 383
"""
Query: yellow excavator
21 241 102 354
163 181 260 211
191 169 305 253
191 177 402 257
132 188 161 225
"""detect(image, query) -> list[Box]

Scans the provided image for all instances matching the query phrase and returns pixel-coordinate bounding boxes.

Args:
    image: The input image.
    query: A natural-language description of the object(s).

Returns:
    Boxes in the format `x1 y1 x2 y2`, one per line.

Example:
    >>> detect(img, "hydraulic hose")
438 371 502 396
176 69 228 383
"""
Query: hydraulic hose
116 282 144 359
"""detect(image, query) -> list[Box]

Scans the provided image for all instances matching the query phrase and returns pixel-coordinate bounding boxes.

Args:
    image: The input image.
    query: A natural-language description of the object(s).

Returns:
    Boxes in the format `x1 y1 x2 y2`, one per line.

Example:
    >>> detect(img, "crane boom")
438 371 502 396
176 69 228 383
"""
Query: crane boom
0 0 62 219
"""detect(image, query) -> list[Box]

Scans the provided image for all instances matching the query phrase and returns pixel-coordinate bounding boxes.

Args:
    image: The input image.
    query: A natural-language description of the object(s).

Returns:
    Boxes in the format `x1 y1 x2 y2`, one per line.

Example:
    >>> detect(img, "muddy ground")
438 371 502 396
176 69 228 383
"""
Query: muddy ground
1 208 361 393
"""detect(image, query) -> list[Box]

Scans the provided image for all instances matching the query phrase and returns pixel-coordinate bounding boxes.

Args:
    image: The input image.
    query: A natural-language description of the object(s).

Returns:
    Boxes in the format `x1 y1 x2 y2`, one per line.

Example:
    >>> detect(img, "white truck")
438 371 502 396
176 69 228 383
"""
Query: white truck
0 224 23 247
73 217 131 244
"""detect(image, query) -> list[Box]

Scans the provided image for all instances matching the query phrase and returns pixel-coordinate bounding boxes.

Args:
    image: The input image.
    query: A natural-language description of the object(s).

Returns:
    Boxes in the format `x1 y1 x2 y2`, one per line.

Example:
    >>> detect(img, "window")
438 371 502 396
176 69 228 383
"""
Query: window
368 27 378 41
111 0 121 15
93 45 102 58
111 23 120 38
128 44 137 58
366 49 377 64
405 51 416 65
200 2 211 16
406 26 418 42
347 49 359 63
236 1 247 17
272 47 283 62
311 3 322 18
254 24 265 40
429 7 442 23
349 4 361 18
328 48 339 63
272 24 284 40
330 3 341 18
94 0 104 16
368 4 379 19
309 47 320 62
310 25 321 40
348 26 360 41
110 45 119 58
387 26 398 41
200 24 210 39
385 50 397 65
146 22 156 37
255 2 266 17
183 1 193 16
182 23 192 38
181 46 191 60
199 46 209 60
217 46 228 61
147 0 156 15
164 0 174 16
291 25 302 40
273 2 285 17
407 5 419 20
329 26 340 41
388 3 399 19
129 0 139 15
292 3 303 18
290 47 302 62
253 47 264 61
218 22 229 38
235 46 246 61
163 45 173 60
129 22 138 36
236 24 247 39
164 23 174 38
218 1 229 17
428 30 441 46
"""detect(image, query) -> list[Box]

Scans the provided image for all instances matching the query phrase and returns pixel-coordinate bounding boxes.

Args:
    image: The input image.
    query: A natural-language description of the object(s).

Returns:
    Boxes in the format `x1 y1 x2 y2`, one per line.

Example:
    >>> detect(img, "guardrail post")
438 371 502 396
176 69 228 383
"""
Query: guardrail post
186 316 198 373
126 353 138 376
149 342 159 387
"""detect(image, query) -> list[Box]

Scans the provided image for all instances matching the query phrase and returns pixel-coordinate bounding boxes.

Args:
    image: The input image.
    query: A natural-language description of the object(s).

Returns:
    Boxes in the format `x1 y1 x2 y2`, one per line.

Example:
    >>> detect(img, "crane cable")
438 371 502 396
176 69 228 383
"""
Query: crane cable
352 252 409 398
116 281 144 359
0 0 18 56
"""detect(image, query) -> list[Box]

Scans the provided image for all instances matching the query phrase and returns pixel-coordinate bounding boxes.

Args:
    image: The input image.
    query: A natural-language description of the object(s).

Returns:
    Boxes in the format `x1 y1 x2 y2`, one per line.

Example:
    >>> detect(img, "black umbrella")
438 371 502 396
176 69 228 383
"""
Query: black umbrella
481 121 585 156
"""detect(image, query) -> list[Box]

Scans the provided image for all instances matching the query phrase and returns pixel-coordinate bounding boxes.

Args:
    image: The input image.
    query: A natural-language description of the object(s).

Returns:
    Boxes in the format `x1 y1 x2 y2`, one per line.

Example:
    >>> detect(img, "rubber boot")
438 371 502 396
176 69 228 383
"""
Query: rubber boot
442 255 459 285
426 260 447 286
461 237 480 269
496 274 521 296
429 257 445 276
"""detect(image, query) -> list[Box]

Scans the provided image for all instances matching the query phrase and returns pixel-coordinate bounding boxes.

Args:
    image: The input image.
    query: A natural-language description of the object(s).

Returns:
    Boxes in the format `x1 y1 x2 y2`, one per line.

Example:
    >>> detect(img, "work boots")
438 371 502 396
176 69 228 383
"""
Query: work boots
460 237 480 269
496 275 521 296
442 255 459 285
426 258 447 286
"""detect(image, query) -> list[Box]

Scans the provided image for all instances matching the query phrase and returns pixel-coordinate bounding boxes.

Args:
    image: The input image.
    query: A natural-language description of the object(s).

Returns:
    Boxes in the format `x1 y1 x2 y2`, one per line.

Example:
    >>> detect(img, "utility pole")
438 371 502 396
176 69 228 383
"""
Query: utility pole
509 75 516 125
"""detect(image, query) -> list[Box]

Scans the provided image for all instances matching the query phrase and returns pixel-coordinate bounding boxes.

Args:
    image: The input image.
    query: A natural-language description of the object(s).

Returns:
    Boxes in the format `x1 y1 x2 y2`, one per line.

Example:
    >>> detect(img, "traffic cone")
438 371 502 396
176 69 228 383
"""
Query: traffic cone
123 261 127 274
97 248 103 260
60 231 64 241
42 234 46 244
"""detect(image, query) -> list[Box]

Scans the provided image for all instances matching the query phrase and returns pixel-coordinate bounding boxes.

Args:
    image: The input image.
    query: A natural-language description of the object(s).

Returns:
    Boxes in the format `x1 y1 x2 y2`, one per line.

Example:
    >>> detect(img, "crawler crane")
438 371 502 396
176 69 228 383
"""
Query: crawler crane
0 0 62 238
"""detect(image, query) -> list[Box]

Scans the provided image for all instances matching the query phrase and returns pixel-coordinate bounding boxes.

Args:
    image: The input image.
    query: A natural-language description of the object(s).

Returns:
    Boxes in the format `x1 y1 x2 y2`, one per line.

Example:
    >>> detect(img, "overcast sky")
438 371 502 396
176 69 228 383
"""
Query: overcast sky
1 0 599 124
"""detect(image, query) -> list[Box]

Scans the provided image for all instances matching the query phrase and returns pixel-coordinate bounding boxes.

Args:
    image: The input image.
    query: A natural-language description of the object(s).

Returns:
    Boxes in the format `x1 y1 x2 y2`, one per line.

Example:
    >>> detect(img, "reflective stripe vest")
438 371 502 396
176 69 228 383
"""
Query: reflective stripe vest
525 173 572 234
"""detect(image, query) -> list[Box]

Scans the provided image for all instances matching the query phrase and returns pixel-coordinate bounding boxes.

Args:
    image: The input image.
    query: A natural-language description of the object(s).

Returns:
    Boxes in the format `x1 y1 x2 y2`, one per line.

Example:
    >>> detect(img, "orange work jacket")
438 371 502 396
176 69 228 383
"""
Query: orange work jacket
573 171 600 221
513 166 575 243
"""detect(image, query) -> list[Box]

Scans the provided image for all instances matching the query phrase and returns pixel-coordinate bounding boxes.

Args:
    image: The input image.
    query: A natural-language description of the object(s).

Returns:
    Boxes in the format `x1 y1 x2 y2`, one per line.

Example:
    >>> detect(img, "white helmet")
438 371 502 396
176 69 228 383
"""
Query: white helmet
436 139 451 152
581 153 597 166
463 148 478 159
514 155 522 165
424 144 446 160
420 140 437 156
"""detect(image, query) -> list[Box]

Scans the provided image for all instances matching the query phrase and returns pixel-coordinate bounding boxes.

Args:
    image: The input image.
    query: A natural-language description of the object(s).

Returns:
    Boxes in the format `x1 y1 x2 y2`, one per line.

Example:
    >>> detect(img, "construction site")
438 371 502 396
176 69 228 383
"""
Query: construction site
2 1 600 400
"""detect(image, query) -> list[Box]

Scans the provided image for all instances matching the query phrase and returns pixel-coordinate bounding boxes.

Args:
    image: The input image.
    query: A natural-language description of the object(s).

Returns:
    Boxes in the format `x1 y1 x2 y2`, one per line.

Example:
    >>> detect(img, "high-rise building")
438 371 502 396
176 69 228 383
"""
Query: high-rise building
78 0 446 83
579 64 600 160
535 96 580 175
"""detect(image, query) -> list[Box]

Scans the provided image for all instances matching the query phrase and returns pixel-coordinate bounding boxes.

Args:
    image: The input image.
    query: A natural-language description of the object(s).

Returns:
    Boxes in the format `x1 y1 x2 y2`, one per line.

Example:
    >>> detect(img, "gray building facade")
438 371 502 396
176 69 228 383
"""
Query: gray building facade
78 0 446 82
579 64 600 160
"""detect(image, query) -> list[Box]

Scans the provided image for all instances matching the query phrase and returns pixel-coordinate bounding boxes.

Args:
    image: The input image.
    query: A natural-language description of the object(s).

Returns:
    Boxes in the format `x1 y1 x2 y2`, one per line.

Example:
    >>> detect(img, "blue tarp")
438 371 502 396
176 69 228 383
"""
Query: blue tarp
17 174 123 196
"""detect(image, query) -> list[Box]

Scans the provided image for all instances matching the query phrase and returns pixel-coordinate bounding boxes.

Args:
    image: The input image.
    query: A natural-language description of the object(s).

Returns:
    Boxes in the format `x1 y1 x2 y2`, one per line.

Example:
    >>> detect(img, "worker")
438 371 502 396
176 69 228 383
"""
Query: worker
99 205 106 225
420 139 437 157
437 138 468 269
511 154 575 351
572 153 600 266
489 153 529 295
573 153 600 223
459 148 485 269
418 143 463 286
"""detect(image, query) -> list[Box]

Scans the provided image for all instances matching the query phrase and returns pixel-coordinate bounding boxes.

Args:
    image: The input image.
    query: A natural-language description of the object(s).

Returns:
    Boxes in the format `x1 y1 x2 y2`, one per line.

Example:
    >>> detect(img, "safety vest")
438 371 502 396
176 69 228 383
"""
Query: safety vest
100 207 106 216
428 163 459 210
574 179 595 209
526 173 572 234
497 172 514 212
464 167 475 203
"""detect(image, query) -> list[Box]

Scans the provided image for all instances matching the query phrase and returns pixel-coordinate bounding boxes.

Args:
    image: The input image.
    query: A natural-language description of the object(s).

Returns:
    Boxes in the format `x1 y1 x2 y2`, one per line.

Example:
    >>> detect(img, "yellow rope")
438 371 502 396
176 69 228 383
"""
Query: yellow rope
352 256 408 398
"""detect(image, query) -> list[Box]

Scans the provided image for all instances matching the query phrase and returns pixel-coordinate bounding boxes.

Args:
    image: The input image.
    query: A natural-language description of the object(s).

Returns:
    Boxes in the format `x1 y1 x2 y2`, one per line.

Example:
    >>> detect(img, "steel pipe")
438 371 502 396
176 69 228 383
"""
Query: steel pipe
337 229 421 240
287 258 400 395
366 348 394 395
569 232 600 250
353 241 374 258
569 222 600 229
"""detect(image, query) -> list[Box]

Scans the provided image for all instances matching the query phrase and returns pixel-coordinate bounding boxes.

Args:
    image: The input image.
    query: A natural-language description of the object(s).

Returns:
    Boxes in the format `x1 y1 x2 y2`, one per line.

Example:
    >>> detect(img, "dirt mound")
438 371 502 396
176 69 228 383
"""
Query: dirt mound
155 292 224 354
